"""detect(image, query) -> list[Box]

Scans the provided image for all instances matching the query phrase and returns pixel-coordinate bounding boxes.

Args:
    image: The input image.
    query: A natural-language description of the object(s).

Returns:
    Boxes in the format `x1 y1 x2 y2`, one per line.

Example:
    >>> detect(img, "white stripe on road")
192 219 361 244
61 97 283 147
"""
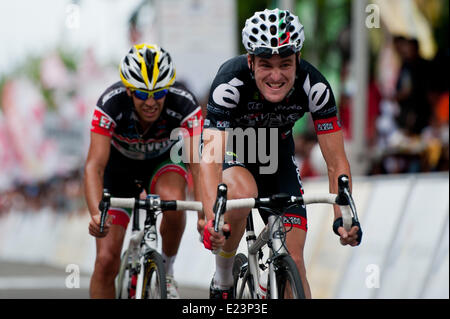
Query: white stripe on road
0 277 90 289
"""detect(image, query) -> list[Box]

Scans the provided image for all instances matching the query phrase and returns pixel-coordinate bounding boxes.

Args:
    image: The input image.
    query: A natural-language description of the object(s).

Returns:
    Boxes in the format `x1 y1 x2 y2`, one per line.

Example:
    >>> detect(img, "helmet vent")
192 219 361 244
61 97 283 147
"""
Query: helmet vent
270 38 278 47
270 25 277 35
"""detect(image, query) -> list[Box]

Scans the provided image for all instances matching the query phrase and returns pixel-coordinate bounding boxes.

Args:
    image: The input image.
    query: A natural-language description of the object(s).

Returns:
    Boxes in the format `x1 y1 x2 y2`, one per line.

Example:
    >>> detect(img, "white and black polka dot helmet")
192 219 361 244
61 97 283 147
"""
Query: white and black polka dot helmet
119 43 176 91
242 8 305 57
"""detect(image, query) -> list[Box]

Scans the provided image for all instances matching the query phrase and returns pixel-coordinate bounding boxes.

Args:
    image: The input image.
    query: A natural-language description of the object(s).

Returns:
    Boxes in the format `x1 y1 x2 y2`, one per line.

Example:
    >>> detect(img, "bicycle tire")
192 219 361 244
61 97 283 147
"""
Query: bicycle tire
141 250 167 299
272 255 305 299
116 249 132 299
233 253 256 299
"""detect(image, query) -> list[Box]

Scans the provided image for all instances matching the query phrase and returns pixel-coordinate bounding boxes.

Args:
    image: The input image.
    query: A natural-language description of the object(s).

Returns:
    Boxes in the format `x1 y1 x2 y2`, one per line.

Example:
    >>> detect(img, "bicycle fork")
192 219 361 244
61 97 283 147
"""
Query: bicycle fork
245 214 288 299
135 222 158 299
244 213 274 299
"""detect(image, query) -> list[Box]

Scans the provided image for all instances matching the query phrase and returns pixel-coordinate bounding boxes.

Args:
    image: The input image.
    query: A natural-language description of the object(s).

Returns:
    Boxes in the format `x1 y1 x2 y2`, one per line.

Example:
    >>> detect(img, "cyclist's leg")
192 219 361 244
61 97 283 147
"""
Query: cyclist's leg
285 228 311 298
152 170 187 258
90 224 126 298
90 149 143 298
278 138 311 299
222 165 258 251
209 160 258 295
148 158 188 292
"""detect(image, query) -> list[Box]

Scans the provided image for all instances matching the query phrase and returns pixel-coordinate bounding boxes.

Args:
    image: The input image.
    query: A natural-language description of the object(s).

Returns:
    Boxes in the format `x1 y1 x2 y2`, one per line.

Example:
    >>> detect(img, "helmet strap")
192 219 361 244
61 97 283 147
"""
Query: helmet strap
248 54 256 80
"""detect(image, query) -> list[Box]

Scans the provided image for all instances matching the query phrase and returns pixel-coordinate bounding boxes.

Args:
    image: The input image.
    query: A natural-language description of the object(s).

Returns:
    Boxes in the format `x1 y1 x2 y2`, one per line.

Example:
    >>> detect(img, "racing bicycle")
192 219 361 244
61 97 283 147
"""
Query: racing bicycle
98 185 202 299
212 174 359 299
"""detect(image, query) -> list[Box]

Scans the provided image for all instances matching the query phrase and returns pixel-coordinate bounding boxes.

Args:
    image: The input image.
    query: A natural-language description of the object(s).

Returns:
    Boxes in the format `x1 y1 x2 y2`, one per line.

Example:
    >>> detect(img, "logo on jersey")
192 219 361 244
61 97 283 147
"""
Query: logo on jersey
212 77 244 108
187 116 201 128
100 115 112 129
303 74 330 113
317 122 334 132
314 117 341 135
216 120 230 128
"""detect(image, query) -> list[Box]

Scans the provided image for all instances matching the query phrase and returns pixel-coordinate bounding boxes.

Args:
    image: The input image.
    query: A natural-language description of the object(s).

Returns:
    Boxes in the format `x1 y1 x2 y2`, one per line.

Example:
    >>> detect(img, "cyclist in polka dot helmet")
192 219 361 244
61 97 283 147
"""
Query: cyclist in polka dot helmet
201 7 359 300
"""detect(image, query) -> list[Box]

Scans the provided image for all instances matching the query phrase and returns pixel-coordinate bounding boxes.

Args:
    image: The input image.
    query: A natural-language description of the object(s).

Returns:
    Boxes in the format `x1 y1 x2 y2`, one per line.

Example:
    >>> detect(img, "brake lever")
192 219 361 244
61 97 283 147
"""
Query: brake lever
99 189 111 233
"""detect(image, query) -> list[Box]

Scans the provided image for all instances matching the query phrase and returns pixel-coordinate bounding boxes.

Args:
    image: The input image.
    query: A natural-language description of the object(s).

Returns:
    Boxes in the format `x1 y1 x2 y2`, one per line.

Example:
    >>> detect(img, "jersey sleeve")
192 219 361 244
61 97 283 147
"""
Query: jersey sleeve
204 58 246 131
90 84 124 137
302 66 342 135
90 106 116 137
180 106 203 137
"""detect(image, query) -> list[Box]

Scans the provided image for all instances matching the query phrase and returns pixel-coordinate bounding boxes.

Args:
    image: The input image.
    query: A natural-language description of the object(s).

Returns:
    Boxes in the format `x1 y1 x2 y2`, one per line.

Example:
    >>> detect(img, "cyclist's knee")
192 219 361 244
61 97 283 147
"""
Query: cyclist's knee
290 251 306 272
154 182 186 201
153 172 187 200
95 252 121 278
223 167 258 200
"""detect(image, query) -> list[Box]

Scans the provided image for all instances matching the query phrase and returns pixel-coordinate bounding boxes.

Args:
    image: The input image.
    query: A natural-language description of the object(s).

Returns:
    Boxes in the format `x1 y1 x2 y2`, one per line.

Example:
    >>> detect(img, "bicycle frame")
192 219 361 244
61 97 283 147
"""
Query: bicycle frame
105 193 203 299
230 175 359 299
117 198 160 299
241 211 289 299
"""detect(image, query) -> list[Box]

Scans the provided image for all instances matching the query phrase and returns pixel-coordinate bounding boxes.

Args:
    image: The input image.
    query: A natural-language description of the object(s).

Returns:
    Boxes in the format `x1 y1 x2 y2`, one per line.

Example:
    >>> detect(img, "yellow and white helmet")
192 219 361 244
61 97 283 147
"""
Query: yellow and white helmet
119 43 176 91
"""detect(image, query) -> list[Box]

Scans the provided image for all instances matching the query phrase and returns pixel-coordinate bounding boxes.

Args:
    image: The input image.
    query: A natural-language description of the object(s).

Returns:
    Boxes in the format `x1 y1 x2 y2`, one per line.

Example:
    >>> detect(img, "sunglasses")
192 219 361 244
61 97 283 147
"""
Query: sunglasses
254 45 296 59
132 88 168 101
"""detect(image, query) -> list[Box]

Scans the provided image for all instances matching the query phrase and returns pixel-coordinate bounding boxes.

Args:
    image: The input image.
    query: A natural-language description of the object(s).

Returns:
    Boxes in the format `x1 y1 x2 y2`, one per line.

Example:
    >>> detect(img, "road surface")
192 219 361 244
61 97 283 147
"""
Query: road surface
0 260 208 299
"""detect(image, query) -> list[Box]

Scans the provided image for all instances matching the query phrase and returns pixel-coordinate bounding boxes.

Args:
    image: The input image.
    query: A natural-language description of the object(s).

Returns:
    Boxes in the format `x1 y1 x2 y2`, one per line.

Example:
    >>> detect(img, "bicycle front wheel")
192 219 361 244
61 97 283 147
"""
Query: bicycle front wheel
141 251 167 299
116 249 132 299
272 255 305 299
233 253 256 299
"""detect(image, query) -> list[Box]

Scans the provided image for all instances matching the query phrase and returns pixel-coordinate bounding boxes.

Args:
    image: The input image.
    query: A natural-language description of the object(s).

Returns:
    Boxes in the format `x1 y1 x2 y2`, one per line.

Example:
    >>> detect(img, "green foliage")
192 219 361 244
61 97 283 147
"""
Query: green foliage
237 0 272 54
57 48 78 72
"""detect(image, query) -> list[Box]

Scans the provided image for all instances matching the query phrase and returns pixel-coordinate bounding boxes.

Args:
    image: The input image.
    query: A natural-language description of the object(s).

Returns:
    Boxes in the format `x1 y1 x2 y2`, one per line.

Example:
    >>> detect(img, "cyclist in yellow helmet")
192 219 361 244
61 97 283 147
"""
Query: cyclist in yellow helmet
85 44 203 299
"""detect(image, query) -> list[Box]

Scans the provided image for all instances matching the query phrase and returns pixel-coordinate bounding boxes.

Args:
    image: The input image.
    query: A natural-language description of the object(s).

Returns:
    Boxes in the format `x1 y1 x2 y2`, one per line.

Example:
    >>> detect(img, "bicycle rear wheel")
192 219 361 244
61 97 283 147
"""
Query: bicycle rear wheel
141 250 167 299
233 253 256 299
272 255 305 299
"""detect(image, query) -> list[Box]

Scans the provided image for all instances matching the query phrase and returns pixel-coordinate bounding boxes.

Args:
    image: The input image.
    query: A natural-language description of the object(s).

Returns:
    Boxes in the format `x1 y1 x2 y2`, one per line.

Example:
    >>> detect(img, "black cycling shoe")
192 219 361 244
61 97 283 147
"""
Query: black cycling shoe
209 279 234 299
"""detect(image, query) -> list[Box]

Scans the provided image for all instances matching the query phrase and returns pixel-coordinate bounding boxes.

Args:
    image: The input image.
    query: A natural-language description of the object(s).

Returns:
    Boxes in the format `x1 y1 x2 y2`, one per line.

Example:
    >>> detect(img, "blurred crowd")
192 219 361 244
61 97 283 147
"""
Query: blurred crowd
294 35 449 178
1 37 448 216
0 1 448 216
0 168 85 215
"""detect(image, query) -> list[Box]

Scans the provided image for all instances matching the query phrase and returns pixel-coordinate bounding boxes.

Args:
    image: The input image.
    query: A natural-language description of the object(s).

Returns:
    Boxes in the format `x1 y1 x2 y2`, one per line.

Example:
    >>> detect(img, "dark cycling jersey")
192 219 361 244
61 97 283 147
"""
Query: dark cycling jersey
91 81 203 160
204 54 340 136
204 54 341 231
90 81 202 228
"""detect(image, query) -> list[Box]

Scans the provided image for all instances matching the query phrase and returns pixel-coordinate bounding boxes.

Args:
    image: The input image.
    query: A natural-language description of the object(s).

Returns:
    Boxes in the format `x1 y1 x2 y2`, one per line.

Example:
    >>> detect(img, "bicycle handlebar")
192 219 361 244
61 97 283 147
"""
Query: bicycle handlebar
213 174 358 233
98 175 358 234
98 195 203 233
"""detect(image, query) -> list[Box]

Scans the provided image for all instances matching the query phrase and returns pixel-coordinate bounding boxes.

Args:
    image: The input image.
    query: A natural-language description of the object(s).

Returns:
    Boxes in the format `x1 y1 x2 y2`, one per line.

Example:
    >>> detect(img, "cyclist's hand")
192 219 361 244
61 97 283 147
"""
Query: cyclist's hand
89 214 112 238
203 219 231 250
337 225 360 246
197 218 206 237
333 217 362 246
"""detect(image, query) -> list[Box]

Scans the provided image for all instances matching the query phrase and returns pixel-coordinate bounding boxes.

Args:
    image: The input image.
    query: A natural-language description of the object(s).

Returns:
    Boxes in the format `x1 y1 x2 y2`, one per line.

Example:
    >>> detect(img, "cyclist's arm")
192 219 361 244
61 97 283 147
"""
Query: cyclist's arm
184 132 202 202
84 132 111 221
316 130 352 221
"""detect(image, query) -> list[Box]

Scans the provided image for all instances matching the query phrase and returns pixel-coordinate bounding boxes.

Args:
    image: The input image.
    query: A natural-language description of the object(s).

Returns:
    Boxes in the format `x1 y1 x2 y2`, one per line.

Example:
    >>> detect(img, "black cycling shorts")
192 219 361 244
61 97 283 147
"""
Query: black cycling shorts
103 146 188 228
222 134 307 232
